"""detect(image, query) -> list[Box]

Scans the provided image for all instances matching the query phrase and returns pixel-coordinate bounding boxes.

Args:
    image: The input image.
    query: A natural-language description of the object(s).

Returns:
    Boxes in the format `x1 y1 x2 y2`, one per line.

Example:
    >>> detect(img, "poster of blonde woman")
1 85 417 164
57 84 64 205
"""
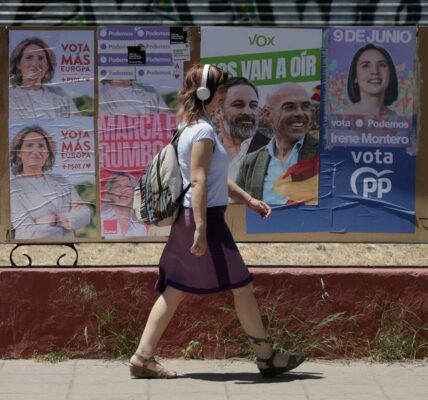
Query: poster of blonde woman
9 119 96 240
9 30 94 119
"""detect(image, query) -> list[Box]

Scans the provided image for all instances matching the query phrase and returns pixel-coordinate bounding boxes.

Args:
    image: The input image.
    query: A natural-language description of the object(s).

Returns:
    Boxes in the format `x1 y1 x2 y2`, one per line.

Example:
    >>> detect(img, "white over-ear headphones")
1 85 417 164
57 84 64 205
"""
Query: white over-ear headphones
196 64 211 101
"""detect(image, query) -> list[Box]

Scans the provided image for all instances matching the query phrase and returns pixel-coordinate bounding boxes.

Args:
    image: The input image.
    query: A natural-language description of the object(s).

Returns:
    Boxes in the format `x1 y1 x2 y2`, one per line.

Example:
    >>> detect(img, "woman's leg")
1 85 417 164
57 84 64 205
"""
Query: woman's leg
131 286 186 364
232 283 272 359
232 283 305 374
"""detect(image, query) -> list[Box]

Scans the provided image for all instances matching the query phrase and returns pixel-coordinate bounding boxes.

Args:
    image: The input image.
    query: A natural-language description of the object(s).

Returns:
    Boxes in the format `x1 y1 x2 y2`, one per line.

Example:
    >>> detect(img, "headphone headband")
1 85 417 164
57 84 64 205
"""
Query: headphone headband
196 64 211 101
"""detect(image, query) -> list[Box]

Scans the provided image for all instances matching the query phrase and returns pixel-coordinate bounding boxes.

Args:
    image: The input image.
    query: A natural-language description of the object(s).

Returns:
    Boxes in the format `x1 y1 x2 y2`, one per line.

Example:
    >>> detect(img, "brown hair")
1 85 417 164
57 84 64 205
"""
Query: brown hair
347 43 398 106
9 37 57 86
10 125 56 176
177 64 228 124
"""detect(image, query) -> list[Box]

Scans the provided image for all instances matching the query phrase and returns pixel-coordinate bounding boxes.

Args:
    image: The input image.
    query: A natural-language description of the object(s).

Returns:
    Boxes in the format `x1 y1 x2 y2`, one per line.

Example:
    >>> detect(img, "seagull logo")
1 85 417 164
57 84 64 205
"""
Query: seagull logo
350 167 393 198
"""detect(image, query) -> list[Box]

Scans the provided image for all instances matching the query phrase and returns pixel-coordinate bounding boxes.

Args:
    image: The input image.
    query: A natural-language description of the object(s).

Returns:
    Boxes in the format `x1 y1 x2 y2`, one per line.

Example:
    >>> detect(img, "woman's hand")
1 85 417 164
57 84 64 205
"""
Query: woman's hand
190 228 207 256
227 179 271 218
247 197 271 219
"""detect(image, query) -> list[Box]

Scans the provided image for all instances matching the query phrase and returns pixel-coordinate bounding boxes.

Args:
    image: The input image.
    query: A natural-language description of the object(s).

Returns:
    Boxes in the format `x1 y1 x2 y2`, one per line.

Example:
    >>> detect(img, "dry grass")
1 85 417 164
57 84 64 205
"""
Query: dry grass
1 242 428 267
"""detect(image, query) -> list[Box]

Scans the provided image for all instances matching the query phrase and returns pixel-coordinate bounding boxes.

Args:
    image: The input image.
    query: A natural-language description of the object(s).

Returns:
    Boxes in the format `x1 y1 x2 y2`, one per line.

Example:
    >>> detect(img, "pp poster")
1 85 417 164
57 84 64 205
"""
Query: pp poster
245 26 417 234
323 26 417 234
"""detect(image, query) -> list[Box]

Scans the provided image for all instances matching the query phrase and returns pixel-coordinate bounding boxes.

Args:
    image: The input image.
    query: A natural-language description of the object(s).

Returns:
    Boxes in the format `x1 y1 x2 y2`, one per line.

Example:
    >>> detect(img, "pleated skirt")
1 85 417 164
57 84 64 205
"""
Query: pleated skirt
155 206 253 294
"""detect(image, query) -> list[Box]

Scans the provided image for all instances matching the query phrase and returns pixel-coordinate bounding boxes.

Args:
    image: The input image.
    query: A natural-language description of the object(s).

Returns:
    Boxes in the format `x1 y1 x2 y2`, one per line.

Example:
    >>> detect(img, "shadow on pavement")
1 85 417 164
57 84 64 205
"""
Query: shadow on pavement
181 371 324 384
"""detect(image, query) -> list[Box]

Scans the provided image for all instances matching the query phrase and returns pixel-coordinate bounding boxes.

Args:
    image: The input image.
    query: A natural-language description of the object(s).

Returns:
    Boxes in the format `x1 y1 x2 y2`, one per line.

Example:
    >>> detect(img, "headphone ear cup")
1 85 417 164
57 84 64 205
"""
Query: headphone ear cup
196 86 211 101
196 64 211 102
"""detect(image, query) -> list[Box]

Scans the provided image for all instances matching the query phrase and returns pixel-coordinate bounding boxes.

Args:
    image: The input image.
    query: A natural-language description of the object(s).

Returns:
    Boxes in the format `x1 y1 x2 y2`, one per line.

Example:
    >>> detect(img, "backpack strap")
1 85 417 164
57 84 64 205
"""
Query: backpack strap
174 182 191 205
171 124 191 204
171 124 188 144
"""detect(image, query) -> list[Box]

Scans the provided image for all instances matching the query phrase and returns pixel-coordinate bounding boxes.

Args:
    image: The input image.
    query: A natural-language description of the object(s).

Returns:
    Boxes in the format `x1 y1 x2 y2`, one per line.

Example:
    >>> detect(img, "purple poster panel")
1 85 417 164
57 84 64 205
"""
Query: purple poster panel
326 27 416 151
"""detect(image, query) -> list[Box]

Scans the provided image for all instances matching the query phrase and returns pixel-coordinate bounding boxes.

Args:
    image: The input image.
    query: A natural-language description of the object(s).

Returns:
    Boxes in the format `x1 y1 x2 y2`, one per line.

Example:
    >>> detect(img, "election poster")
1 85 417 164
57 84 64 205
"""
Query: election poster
97 26 186 239
9 30 94 120
8 29 96 242
245 26 418 235
323 26 417 234
9 119 96 240
326 26 416 150
97 25 186 117
201 27 322 206
98 114 177 238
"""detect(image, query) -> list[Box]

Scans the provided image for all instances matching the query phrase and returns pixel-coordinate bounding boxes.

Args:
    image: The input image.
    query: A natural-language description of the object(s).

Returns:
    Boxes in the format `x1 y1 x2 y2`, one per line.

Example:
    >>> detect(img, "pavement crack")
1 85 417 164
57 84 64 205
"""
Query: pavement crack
65 360 77 400
222 363 231 400
298 375 311 400
146 378 151 400
366 364 391 400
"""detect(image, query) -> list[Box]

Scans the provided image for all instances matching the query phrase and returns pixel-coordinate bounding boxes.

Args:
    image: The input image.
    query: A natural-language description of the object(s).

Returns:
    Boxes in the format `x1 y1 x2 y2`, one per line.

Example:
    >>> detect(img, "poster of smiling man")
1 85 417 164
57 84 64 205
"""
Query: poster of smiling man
201 27 322 208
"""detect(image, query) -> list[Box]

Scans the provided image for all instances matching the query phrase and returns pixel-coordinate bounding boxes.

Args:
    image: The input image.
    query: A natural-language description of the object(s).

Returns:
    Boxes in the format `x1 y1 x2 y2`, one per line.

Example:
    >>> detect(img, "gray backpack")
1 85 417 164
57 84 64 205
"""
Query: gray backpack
133 127 190 227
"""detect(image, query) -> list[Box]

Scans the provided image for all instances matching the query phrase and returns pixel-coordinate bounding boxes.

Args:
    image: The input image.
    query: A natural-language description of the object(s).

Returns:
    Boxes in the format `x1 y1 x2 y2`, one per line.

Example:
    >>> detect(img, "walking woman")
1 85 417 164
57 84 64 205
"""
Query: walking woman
129 64 305 379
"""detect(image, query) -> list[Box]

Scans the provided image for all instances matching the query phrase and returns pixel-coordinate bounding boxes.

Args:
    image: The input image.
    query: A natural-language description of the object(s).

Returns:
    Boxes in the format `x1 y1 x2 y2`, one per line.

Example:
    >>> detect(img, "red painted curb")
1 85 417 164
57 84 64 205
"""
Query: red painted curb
1 267 428 359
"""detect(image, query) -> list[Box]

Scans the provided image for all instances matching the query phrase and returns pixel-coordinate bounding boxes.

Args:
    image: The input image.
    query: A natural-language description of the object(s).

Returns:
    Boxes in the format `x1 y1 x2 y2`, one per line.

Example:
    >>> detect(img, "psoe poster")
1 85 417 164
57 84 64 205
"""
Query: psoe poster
9 30 94 120
201 27 322 208
9 119 96 240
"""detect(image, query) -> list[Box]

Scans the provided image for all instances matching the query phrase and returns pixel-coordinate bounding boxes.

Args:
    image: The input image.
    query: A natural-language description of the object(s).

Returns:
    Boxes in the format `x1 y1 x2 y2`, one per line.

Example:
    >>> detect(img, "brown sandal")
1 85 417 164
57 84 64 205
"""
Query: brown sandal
257 350 305 378
129 353 177 379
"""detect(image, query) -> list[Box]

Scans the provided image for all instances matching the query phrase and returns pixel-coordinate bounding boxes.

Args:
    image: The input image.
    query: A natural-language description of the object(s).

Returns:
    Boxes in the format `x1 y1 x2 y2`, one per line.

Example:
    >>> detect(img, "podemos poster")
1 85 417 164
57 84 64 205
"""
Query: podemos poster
326 26 416 149
97 26 187 239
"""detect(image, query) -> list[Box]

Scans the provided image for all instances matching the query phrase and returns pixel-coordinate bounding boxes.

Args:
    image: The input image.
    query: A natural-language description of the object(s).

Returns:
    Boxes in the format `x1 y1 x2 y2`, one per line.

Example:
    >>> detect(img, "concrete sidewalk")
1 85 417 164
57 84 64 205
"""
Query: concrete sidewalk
0 359 427 400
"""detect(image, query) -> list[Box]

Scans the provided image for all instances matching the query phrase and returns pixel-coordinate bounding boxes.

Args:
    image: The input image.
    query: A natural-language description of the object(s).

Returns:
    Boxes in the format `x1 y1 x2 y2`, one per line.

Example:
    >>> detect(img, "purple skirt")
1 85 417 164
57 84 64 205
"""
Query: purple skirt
155 206 253 294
